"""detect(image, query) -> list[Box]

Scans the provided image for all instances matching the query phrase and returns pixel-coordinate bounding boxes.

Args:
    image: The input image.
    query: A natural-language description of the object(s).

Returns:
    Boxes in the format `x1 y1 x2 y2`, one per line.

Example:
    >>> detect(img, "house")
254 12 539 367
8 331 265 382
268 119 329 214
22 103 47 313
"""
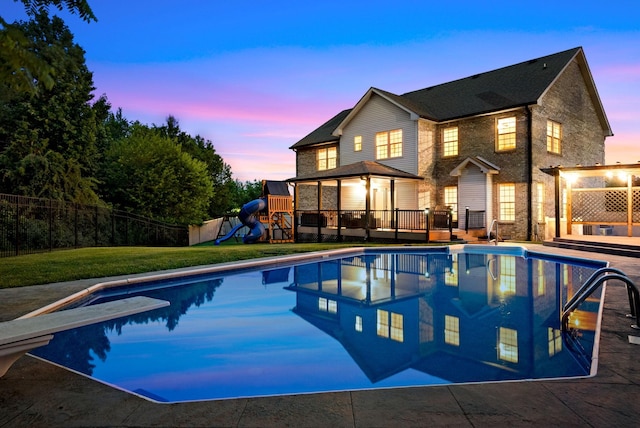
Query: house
288 47 612 242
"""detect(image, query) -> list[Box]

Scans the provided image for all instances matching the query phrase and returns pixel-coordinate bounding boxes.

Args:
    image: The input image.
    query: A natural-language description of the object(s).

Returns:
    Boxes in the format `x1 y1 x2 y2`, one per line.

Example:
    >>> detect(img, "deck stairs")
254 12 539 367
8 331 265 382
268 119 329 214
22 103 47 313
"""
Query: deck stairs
544 237 640 258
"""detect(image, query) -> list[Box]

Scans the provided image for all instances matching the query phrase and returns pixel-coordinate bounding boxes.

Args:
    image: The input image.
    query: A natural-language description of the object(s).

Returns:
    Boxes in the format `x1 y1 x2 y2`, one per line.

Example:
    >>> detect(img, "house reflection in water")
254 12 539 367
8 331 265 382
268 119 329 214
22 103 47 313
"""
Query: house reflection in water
284 250 601 384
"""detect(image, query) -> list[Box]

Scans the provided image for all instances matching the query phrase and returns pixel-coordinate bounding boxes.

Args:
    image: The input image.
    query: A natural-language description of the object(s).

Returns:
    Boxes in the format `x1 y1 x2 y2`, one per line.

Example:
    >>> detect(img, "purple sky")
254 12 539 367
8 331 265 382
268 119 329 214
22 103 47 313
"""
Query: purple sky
5 1 640 181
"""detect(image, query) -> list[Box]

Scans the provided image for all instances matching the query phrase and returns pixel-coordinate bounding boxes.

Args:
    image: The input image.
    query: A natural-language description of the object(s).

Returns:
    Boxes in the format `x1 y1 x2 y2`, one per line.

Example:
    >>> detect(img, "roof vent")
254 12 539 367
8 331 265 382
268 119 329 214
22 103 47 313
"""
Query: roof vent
470 74 481 79
528 59 538 64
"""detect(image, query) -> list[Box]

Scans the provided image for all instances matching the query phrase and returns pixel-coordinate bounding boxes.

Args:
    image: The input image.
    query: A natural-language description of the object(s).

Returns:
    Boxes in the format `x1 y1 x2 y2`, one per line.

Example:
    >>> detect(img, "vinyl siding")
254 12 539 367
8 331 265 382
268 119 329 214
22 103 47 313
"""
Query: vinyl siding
340 94 418 174
458 165 486 228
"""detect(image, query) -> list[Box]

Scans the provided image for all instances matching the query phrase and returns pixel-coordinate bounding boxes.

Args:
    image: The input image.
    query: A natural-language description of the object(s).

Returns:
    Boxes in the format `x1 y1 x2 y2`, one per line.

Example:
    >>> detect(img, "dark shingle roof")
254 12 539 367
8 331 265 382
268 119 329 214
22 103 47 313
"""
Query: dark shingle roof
287 161 422 182
400 47 582 121
289 109 351 149
290 47 608 150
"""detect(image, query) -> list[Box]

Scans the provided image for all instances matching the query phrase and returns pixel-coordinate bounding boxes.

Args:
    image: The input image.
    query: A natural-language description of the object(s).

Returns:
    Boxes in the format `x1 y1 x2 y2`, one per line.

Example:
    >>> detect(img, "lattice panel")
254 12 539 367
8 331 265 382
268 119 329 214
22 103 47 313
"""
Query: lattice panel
634 190 640 222
571 189 627 222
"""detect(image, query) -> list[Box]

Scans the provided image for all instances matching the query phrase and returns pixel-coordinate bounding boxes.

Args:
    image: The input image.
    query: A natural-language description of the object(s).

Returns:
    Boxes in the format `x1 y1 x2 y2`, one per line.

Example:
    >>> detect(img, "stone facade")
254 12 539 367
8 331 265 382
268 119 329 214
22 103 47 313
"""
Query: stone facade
290 49 609 241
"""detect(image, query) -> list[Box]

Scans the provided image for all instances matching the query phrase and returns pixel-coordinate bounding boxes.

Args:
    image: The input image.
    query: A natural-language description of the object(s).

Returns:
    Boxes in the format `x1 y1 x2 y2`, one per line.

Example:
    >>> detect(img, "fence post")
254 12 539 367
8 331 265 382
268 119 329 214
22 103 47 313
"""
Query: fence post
465 207 469 232
74 204 78 248
394 208 399 242
425 208 430 243
14 198 19 256
449 209 453 241
49 199 53 251
95 205 99 246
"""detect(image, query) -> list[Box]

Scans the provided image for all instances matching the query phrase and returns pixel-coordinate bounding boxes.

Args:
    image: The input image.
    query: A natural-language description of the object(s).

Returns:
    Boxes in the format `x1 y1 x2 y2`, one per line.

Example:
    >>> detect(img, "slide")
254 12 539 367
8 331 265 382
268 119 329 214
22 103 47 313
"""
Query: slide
215 198 266 245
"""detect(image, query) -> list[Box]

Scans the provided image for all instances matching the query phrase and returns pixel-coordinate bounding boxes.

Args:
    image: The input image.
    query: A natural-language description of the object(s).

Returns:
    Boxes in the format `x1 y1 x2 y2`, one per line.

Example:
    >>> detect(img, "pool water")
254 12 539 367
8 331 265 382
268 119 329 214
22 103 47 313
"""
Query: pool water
31 247 606 403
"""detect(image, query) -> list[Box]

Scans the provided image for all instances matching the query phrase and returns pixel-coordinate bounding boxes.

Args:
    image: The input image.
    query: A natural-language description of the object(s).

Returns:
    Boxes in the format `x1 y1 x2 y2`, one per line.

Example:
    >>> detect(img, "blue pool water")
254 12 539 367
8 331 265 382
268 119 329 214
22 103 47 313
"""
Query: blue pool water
31 246 607 403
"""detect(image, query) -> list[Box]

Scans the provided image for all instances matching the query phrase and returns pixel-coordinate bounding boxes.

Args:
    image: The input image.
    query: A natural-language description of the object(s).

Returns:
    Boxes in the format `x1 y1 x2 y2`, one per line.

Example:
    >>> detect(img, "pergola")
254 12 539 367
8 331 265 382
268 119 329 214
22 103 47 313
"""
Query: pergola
542 163 640 238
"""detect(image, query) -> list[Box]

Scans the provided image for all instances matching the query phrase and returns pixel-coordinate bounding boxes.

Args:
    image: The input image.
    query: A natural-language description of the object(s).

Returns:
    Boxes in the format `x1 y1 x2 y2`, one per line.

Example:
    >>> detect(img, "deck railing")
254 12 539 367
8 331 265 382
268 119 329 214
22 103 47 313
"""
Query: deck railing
295 208 460 243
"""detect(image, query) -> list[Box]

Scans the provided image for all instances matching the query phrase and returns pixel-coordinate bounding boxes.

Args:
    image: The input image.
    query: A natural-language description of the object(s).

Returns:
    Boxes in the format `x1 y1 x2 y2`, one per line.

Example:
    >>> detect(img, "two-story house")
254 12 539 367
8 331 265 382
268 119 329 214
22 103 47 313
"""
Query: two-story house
288 47 612 242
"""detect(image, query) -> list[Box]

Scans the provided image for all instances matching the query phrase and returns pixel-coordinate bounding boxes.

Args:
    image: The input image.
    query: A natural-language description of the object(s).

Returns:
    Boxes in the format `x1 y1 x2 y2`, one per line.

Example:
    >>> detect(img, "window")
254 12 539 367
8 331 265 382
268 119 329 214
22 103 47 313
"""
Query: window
536 183 544 222
375 129 402 159
317 147 336 171
445 253 458 286
547 120 562 154
498 183 515 221
318 297 337 314
443 127 459 157
355 315 363 332
498 327 518 363
377 309 404 342
354 135 362 152
537 260 546 296
548 327 562 357
444 315 460 346
499 256 516 295
444 186 458 222
497 117 516 151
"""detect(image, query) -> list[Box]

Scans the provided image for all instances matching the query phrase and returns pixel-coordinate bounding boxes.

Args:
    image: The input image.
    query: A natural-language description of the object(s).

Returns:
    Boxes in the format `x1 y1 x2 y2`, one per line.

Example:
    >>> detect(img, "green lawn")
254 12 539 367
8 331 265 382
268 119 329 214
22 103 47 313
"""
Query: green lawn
0 241 376 289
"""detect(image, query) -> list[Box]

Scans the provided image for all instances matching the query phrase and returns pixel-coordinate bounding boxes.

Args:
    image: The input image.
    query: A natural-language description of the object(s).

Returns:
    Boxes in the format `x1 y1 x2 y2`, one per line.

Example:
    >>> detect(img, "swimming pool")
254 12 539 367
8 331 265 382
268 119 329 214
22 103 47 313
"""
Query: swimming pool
30 245 607 403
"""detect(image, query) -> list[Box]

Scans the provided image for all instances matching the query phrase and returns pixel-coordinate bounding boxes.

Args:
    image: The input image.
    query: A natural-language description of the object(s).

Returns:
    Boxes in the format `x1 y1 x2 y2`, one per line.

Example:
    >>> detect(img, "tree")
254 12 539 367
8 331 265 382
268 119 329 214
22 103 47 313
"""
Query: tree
0 13 100 204
0 0 96 93
102 124 213 225
154 116 237 216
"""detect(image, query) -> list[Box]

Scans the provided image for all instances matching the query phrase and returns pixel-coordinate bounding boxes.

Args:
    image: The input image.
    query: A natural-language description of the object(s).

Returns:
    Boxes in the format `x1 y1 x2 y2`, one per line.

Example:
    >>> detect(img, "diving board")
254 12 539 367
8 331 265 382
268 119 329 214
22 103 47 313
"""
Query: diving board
0 296 169 377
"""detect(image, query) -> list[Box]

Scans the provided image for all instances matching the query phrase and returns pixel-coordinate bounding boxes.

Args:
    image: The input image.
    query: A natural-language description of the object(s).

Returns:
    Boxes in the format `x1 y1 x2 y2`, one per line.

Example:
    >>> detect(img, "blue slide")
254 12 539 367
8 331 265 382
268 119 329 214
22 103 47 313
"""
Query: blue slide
215 198 266 245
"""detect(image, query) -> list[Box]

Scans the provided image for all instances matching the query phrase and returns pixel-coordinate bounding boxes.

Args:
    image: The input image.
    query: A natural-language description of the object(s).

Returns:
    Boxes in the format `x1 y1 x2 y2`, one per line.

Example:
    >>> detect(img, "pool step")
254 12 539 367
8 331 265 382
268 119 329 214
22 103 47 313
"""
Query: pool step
544 238 640 258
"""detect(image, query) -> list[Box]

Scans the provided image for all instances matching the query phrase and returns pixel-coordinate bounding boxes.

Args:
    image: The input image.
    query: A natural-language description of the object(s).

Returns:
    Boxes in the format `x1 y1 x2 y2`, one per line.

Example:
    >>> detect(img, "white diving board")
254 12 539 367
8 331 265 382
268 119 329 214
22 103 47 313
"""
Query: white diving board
0 296 169 377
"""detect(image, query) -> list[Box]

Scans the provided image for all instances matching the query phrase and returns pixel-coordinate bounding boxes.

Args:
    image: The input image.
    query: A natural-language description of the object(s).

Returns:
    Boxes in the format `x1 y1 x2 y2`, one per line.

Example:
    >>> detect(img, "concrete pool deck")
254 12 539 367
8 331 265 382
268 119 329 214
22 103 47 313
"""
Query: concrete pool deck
1 243 639 427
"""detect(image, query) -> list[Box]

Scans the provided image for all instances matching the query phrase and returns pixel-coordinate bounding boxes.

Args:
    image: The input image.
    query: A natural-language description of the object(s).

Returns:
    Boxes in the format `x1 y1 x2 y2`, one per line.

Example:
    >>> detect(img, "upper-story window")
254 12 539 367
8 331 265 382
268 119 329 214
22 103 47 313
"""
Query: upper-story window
354 135 362 152
375 129 402 159
443 126 459 157
547 120 562 154
317 146 336 171
496 117 516 151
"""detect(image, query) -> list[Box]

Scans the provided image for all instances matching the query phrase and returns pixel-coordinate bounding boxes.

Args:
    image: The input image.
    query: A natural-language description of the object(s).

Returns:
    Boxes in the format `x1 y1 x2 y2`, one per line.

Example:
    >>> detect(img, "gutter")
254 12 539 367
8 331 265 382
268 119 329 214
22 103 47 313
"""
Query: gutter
526 105 533 241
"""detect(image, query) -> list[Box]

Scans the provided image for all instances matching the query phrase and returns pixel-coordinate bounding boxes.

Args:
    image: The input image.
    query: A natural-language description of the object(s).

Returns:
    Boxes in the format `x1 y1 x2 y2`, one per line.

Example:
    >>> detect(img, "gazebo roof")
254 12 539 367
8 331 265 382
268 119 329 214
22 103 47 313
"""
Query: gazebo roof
287 161 423 183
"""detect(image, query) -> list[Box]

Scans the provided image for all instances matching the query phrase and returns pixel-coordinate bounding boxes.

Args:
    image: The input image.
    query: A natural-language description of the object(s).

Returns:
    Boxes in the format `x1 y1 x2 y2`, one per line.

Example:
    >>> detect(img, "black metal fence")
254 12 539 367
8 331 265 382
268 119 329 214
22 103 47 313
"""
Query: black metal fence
0 193 189 258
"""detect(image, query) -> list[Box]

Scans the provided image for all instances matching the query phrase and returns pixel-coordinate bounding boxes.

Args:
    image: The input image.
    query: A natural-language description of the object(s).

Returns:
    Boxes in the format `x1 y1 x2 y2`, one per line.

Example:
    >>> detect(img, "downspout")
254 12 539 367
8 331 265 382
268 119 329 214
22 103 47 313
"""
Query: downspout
526 105 533 241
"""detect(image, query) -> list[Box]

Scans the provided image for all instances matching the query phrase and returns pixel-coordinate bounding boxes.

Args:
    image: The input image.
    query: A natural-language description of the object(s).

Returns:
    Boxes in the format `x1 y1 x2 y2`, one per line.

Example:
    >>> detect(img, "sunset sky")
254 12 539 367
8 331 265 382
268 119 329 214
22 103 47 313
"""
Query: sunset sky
5 1 640 181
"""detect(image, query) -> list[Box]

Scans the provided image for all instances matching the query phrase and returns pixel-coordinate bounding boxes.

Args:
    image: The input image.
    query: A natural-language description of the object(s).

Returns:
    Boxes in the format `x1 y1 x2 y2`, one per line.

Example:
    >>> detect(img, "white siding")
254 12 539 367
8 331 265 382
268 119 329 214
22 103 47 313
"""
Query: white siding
340 94 418 174
458 165 486 228
395 182 418 209
341 185 365 210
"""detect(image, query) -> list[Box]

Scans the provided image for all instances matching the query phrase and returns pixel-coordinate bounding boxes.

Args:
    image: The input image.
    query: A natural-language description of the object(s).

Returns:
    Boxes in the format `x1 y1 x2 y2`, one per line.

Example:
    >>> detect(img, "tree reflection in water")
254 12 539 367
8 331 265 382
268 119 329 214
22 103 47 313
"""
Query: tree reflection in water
32 277 223 375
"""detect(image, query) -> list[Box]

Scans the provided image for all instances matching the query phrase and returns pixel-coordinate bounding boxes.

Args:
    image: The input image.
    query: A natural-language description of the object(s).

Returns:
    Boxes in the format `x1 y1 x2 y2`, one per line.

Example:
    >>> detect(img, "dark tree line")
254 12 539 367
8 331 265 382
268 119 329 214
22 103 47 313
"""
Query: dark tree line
0 3 262 225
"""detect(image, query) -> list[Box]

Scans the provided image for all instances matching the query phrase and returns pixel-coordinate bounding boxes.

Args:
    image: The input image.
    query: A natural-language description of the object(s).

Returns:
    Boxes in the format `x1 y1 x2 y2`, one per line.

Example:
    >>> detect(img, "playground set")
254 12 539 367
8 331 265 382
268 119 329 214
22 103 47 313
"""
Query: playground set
215 181 294 244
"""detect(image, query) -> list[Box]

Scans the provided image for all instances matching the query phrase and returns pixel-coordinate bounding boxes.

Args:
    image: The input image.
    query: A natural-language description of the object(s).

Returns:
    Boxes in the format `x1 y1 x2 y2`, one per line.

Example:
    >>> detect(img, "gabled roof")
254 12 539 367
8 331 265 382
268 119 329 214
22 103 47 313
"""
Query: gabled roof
287 160 423 183
450 157 500 176
289 109 351 150
291 47 612 150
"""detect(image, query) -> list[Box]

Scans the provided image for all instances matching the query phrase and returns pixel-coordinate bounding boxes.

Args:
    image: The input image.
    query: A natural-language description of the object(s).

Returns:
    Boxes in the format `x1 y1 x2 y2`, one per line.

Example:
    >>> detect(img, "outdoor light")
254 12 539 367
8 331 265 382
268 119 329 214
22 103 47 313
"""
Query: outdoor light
564 173 578 184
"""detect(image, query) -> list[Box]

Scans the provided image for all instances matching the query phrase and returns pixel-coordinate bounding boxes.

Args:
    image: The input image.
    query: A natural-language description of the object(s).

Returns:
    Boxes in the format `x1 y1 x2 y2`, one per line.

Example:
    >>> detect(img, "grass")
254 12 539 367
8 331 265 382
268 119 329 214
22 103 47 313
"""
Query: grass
0 241 378 289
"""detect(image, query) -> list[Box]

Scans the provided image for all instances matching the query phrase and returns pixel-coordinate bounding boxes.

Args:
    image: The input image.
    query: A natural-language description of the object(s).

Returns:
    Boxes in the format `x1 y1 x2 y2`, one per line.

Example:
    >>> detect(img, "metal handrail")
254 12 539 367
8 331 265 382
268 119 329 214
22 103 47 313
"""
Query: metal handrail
486 257 498 280
488 219 499 245
562 267 640 330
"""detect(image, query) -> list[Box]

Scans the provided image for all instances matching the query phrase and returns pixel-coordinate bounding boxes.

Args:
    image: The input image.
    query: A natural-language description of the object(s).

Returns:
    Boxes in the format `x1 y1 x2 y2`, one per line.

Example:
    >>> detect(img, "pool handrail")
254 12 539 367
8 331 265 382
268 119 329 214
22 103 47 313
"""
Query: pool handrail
562 267 640 330
488 218 499 245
